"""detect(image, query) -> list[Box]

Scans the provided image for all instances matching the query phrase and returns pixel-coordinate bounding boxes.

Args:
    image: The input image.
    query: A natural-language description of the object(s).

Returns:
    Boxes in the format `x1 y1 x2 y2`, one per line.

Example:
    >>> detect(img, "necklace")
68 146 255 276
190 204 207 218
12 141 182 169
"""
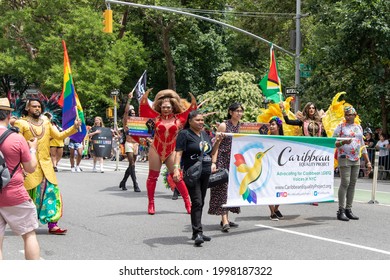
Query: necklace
27 116 45 139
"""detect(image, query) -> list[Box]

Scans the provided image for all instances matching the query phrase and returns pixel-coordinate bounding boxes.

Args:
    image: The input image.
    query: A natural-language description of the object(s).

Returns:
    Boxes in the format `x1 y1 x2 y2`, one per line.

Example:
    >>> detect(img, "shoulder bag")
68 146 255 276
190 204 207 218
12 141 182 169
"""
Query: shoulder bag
208 168 229 188
184 132 205 184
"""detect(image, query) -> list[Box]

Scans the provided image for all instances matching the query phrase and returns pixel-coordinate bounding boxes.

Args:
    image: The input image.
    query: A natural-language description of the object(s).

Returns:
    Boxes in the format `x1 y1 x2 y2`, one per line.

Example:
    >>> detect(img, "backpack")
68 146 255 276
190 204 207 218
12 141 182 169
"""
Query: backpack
0 129 20 192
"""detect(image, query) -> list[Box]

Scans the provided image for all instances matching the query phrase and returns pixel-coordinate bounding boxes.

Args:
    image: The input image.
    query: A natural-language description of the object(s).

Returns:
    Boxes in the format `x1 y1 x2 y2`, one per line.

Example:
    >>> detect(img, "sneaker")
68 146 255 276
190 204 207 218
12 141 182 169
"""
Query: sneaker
221 223 230 232
92 167 97 173
71 167 76 173
270 214 279 221
76 166 82 172
275 210 284 219
100 168 104 173
192 233 211 242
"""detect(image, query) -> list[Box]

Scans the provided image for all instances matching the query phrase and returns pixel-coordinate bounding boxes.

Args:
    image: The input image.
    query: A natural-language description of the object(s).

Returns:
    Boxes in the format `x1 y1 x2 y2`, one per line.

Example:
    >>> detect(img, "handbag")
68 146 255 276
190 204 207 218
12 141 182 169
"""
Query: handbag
208 168 229 188
184 132 205 184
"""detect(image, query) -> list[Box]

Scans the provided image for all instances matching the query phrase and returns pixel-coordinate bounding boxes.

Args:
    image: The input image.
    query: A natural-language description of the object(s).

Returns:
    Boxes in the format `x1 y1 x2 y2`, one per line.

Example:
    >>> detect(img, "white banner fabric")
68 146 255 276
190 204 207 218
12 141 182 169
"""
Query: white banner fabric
225 134 337 207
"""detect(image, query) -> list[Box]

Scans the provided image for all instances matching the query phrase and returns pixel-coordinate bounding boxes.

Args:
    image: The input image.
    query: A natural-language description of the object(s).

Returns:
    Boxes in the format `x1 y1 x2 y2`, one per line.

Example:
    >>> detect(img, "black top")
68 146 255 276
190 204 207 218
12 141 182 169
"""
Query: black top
283 115 327 137
176 129 213 174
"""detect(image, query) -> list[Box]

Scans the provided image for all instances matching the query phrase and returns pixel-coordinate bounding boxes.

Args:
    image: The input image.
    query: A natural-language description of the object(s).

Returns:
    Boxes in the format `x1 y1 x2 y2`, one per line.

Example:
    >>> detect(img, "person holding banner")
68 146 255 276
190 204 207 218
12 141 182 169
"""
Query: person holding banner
14 97 81 235
333 106 372 221
139 89 196 215
119 92 140 192
173 110 224 246
267 116 284 221
88 116 105 173
208 102 243 232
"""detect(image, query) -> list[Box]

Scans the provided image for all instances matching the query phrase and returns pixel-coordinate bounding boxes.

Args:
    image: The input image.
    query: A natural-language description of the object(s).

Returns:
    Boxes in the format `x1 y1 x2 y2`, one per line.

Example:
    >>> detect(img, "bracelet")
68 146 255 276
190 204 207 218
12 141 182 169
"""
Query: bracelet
173 164 180 168
29 148 37 154
212 162 216 164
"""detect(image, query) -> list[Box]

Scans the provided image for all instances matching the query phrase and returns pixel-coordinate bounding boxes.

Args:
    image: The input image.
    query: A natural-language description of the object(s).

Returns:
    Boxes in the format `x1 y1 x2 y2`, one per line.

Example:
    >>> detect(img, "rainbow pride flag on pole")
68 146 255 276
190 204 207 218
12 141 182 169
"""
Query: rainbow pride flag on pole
58 40 87 143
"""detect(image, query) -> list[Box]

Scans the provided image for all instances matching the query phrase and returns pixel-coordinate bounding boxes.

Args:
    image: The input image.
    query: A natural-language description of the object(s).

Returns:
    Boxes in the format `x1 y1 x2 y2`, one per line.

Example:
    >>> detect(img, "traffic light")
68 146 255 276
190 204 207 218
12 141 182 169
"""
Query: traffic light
103 9 113 33
106 107 113 119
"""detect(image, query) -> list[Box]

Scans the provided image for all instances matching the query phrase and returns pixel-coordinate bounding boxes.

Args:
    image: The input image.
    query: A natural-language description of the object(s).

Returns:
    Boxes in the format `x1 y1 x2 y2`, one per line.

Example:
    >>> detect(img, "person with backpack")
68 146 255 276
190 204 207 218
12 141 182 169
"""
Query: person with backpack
0 98 40 259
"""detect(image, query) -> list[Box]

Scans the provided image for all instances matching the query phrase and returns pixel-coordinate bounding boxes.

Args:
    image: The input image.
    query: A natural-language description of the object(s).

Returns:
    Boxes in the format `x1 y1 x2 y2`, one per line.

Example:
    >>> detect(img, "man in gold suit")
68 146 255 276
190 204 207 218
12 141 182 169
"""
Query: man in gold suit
14 97 81 235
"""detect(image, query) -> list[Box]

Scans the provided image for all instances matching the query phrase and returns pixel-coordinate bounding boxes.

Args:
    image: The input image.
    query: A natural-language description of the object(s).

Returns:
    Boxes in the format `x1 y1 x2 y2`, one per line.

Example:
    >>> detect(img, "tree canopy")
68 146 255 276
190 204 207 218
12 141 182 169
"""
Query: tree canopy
0 0 388 132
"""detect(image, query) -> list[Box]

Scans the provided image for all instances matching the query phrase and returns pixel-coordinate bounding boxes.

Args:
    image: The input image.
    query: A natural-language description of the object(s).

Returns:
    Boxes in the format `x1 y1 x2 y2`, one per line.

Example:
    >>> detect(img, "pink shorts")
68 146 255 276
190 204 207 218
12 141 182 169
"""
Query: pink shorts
0 200 39 236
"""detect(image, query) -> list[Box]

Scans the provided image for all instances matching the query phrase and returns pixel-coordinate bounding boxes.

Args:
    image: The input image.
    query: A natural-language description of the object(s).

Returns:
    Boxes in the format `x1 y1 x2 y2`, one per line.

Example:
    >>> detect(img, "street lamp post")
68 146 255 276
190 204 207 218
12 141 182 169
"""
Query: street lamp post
111 89 120 171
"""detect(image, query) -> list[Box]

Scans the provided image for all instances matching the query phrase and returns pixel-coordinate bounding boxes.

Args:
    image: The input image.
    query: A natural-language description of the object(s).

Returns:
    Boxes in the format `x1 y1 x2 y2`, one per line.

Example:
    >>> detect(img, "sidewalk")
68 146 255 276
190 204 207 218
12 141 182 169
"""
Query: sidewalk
333 176 390 205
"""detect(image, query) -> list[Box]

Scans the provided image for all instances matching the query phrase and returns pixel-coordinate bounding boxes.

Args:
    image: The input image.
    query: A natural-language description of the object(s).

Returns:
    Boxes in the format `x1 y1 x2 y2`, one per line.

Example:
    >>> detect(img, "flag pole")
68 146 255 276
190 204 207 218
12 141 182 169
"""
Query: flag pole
130 70 146 96
75 106 81 132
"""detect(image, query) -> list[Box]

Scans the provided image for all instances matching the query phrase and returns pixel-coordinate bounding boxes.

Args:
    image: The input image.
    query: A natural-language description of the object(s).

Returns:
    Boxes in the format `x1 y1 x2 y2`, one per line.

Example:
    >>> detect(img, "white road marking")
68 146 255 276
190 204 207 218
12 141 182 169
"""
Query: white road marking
255 224 390 256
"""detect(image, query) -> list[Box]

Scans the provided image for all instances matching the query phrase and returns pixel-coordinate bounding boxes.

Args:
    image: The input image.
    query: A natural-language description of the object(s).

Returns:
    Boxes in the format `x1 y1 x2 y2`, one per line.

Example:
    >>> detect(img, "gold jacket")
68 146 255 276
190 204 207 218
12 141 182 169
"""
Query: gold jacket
14 116 77 190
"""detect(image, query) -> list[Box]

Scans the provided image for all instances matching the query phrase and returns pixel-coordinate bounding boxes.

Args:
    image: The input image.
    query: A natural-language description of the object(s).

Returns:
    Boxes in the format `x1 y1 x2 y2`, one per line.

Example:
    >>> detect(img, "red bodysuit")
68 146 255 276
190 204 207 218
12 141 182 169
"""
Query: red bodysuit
139 90 197 163
153 114 182 162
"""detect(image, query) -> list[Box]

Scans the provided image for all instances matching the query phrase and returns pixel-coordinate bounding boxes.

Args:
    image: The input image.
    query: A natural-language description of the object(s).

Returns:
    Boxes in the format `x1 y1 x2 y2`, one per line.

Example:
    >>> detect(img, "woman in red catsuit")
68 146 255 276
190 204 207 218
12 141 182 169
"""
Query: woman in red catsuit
139 89 196 215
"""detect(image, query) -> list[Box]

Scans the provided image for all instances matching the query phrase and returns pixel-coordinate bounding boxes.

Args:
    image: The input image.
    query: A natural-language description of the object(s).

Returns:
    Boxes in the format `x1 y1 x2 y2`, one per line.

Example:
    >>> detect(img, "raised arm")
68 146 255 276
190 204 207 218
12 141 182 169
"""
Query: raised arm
123 92 133 131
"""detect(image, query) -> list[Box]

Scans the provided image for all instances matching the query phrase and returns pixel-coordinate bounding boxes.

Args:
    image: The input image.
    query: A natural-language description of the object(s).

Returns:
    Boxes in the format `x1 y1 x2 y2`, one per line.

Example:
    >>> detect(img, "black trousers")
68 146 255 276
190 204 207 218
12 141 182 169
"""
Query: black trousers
184 173 210 236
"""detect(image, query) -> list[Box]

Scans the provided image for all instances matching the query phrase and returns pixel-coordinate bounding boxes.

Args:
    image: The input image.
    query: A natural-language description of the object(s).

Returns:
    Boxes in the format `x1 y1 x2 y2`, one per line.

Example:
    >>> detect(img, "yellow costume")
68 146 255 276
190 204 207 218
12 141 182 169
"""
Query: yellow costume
14 116 77 190
14 115 77 227
50 137 64 147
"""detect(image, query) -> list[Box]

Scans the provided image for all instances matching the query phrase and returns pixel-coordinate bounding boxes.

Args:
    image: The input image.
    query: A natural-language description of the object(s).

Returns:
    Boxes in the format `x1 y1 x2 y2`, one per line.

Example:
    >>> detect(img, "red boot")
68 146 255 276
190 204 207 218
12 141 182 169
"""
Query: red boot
146 170 160 215
173 176 191 214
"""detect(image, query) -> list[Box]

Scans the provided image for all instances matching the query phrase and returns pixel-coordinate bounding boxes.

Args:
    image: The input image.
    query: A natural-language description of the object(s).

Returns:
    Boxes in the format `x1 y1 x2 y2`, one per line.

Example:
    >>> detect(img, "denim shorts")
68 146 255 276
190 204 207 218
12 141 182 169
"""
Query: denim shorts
69 141 83 149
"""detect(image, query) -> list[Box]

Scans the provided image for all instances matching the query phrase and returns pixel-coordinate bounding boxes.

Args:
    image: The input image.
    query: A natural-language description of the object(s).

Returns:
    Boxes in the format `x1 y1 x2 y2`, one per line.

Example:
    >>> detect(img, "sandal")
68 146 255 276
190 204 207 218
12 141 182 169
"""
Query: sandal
49 227 68 235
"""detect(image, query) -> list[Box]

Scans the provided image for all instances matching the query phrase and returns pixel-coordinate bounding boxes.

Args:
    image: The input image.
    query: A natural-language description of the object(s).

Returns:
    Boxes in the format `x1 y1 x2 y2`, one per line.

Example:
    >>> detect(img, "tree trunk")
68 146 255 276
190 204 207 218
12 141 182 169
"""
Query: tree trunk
118 8 129 40
161 25 176 91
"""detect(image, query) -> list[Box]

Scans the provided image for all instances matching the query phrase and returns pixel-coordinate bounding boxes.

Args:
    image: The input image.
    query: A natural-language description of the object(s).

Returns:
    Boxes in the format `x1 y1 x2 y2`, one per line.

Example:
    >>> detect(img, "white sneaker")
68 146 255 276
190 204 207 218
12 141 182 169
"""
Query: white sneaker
100 168 104 173
71 167 76 173
76 166 82 172
92 167 97 173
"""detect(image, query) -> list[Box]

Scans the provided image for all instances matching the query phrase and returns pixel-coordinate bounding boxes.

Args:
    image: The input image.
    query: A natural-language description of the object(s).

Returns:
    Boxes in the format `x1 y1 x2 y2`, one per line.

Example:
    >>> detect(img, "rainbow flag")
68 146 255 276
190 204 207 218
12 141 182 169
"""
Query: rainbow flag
58 40 87 143
259 45 283 103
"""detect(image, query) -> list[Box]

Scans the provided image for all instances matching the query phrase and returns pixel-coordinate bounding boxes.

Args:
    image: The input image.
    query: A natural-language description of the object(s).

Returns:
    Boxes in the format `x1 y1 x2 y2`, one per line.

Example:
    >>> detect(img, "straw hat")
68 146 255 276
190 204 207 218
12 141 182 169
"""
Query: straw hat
0 98 14 111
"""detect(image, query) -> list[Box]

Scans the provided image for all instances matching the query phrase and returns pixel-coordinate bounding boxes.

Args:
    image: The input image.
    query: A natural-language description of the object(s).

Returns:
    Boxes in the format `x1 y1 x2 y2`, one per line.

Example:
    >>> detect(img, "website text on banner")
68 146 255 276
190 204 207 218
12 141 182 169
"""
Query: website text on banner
225 134 337 207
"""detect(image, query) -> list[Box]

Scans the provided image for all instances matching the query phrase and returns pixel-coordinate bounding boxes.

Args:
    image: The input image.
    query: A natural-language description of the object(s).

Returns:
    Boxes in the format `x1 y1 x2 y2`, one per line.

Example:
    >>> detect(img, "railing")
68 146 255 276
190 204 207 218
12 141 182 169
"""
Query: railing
362 147 390 181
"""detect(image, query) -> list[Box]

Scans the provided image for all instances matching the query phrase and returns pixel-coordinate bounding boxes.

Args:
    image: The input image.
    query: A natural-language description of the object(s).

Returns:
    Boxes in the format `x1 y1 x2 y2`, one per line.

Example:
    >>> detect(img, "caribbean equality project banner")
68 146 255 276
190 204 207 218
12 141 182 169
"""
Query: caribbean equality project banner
225 134 337 207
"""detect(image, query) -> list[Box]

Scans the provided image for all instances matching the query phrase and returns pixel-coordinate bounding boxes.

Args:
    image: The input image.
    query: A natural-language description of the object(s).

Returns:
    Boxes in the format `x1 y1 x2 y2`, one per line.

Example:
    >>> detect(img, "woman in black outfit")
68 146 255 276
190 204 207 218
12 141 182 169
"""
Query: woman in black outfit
280 101 327 137
173 110 223 246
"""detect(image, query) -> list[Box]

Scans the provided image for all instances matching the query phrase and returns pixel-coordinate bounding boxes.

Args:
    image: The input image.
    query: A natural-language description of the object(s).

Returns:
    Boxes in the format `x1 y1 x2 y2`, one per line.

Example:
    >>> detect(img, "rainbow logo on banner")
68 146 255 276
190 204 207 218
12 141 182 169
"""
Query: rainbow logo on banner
127 117 152 137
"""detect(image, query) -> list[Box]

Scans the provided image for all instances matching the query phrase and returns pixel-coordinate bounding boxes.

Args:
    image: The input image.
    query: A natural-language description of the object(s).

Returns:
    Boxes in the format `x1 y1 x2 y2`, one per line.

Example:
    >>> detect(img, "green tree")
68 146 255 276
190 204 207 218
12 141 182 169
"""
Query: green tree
198 71 263 124
302 0 390 133
0 0 147 122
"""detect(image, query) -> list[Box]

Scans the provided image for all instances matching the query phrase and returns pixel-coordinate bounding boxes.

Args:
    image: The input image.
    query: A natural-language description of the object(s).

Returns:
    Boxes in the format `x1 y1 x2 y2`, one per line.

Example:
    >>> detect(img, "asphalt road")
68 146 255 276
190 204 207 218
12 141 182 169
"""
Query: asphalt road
2 159 390 261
